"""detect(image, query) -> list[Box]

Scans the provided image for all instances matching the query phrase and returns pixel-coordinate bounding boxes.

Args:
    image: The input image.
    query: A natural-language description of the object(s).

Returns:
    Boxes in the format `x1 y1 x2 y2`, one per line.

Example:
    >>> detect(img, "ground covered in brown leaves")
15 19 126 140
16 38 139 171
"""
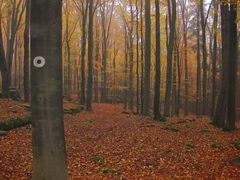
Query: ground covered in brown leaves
0 103 240 179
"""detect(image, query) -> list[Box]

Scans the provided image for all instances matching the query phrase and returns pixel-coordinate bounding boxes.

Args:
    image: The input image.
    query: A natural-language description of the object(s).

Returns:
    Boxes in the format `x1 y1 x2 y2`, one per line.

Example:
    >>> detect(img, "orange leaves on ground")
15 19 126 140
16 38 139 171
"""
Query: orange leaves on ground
0 103 240 179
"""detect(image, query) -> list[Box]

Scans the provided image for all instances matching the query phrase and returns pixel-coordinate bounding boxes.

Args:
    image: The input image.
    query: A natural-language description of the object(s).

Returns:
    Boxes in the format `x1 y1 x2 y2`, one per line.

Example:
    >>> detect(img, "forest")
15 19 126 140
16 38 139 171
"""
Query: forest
0 0 240 179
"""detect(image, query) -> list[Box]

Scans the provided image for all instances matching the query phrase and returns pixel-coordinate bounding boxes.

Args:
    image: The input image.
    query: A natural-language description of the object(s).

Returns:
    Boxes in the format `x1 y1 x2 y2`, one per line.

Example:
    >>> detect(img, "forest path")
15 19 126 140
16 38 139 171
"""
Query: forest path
0 103 240 179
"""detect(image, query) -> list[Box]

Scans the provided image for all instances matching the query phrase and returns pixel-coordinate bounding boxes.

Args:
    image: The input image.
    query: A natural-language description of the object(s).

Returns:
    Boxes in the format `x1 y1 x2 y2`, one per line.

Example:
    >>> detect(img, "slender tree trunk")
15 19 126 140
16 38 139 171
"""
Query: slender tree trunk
225 2 237 131
94 23 100 103
154 0 161 119
66 40 71 100
24 0 30 102
80 11 88 106
181 1 189 116
164 0 176 116
124 25 129 109
31 0 67 179
136 0 140 114
211 0 218 117
140 0 144 114
128 2 134 111
196 5 201 115
172 40 177 115
200 0 207 115
0 16 9 98
213 3 230 128
14 36 18 88
86 0 94 111
143 0 151 115
176 47 181 116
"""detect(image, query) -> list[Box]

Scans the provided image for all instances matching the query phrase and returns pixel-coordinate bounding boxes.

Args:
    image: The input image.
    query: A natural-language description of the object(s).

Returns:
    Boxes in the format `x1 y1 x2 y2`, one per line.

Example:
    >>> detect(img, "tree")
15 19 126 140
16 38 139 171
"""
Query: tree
211 0 218 117
86 0 94 111
31 0 68 179
225 1 237 131
6 0 25 88
180 0 189 116
73 0 89 106
143 0 151 115
154 0 161 119
0 7 9 98
23 0 30 102
164 0 176 116
196 1 201 115
213 2 230 128
136 0 140 114
100 0 115 103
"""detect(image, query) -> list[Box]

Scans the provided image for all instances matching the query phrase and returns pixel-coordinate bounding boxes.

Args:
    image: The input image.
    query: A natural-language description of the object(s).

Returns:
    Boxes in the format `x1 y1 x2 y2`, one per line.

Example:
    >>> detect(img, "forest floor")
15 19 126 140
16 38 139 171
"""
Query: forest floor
0 101 240 179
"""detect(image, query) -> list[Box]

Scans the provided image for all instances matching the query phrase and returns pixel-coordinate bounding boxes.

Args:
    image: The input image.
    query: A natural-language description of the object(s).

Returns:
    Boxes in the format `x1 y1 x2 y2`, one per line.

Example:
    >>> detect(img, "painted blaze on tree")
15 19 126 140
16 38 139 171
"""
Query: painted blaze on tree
30 0 68 179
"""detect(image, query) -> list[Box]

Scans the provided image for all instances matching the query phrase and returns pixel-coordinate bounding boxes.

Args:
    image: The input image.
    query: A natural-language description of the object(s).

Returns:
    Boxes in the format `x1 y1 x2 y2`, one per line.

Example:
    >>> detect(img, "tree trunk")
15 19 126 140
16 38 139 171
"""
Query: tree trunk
136 0 140 114
225 2 237 131
196 4 201 115
140 0 144 114
31 0 68 179
86 0 94 111
24 0 30 102
94 22 100 103
128 2 134 112
143 0 151 115
200 0 207 115
80 10 88 106
154 0 161 119
0 17 9 98
211 0 218 117
164 0 176 116
213 3 230 128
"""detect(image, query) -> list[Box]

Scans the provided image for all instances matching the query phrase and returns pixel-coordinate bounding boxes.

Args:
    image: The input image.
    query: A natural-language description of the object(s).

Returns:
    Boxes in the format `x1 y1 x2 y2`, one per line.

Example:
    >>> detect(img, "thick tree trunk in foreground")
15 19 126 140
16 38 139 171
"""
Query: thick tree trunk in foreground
31 0 67 179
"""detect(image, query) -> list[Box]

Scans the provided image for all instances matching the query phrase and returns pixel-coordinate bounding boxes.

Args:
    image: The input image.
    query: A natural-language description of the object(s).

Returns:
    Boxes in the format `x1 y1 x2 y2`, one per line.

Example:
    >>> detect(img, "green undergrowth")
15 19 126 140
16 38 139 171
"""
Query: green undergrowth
0 115 31 131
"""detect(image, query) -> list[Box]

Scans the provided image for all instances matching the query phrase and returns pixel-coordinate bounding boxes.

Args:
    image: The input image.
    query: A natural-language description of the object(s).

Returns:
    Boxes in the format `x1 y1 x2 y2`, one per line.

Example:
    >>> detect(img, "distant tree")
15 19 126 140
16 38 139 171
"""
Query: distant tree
100 0 114 103
136 0 140 114
180 0 189 116
196 2 201 115
164 0 176 116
